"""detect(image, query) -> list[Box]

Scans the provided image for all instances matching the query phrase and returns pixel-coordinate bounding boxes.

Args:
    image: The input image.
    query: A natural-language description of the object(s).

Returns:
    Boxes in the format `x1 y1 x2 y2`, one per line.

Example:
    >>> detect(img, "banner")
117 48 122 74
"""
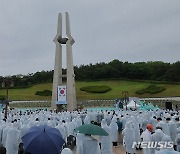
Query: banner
56 86 67 104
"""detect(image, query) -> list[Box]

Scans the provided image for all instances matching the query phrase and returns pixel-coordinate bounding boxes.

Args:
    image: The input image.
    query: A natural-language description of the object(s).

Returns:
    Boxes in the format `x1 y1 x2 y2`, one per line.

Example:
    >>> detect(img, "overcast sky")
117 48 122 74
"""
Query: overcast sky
0 0 180 76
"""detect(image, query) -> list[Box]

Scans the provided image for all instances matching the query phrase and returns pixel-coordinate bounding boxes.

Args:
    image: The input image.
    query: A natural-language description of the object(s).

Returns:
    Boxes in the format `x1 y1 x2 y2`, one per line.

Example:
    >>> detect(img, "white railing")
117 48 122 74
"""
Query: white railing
10 100 50 104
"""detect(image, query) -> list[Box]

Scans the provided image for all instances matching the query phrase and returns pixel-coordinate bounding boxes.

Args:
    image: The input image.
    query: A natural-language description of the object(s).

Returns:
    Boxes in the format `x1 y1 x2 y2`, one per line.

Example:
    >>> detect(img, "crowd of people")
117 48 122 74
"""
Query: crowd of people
0 108 180 154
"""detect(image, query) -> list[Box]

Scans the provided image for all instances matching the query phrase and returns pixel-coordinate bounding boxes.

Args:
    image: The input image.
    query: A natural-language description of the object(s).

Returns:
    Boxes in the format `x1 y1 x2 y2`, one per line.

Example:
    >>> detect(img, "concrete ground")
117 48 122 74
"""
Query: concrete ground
112 145 142 154
72 133 143 154
72 144 143 154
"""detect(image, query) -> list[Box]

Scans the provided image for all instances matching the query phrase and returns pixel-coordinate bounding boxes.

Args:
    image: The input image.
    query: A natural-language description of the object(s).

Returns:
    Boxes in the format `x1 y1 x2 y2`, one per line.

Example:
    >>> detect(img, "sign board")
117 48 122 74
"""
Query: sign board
56 86 67 104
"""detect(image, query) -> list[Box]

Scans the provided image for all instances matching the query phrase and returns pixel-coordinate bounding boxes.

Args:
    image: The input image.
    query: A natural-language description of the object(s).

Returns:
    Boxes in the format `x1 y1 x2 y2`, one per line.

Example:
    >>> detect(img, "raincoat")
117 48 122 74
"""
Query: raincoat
122 122 136 154
101 119 112 154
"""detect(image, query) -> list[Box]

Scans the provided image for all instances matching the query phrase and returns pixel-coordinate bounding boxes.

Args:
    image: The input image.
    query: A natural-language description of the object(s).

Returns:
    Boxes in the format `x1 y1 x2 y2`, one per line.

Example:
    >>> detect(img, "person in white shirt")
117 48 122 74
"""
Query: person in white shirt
101 119 112 154
122 122 136 154
141 124 154 154
79 135 101 154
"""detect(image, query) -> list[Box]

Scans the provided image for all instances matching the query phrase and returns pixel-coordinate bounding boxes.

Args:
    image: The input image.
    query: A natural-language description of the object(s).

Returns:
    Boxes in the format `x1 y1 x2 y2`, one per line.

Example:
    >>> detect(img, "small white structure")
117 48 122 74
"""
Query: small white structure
126 100 140 109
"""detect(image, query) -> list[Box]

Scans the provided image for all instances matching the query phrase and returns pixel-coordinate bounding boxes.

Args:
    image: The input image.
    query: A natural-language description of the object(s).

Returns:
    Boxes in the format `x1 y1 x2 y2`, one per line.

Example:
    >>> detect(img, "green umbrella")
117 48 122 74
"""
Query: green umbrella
75 124 108 136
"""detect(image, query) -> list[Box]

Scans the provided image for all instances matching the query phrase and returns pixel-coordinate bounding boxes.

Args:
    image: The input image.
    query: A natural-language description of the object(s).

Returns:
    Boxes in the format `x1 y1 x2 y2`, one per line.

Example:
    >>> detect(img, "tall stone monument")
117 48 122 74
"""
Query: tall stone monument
51 12 77 111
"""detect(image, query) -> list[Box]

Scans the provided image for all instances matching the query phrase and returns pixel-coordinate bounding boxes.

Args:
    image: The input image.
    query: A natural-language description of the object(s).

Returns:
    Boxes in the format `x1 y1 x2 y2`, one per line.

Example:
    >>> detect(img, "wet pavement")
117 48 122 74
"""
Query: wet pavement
72 144 143 154
112 145 142 154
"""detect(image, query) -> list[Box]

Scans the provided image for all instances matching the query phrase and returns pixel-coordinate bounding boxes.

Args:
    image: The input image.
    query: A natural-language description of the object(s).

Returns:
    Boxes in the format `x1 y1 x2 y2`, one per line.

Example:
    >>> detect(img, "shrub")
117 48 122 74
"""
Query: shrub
0 95 6 100
80 85 112 93
35 90 52 96
136 85 166 94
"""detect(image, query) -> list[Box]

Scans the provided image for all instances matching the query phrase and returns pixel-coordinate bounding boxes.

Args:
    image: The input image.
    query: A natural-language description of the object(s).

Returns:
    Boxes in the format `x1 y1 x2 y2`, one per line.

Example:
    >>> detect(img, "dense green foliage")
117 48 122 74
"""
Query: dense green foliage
35 90 52 96
0 71 54 88
75 60 180 82
0 60 179 88
80 86 112 93
136 85 166 94
0 95 6 100
0 95 6 104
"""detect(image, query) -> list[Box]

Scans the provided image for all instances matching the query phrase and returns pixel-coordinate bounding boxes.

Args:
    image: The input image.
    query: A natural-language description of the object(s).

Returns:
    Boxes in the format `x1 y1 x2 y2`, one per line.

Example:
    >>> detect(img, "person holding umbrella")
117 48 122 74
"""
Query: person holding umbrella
75 123 108 154
22 125 65 154
80 134 101 154
76 133 85 154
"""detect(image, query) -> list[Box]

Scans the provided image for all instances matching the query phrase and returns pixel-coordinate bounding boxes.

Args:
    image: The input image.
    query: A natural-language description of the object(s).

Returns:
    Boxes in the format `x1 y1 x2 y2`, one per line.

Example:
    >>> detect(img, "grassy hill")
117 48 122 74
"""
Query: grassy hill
0 80 180 101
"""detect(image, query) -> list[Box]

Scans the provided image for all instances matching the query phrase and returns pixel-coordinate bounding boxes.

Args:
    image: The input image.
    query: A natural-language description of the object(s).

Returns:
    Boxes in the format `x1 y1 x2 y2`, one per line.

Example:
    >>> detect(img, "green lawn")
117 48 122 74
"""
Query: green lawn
0 80 180 100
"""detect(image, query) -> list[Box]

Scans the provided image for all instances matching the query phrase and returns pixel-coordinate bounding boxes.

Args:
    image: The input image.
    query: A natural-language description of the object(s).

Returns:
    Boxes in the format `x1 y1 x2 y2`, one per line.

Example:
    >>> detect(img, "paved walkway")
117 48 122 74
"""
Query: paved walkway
72 144 143 154
112 145 142 154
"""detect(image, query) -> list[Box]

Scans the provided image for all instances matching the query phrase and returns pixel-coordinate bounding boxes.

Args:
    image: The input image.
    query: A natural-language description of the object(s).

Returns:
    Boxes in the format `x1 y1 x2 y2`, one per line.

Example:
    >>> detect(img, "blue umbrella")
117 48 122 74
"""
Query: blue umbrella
22 125 65 154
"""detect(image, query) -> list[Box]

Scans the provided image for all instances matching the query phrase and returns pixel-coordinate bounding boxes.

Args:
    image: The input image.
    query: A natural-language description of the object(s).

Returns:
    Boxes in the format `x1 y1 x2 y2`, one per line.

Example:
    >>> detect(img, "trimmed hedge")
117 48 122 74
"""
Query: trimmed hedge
0 95 6 100
80 85 112 93
35 90 52 96
136 85 166 94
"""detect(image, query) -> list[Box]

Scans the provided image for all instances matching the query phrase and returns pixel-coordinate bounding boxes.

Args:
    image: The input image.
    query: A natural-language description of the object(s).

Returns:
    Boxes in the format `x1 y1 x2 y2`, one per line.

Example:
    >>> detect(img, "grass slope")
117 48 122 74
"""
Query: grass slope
0 80 179 101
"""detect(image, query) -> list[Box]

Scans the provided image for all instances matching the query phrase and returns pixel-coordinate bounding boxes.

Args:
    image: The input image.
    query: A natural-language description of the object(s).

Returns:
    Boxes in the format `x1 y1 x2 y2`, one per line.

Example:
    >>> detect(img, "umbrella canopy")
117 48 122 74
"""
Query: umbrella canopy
22 125 65 154
75 124 108 136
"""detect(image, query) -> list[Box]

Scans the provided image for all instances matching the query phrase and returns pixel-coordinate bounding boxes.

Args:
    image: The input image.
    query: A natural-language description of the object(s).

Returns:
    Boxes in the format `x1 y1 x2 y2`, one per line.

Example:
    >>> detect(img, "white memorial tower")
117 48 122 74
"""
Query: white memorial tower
51 12 77 111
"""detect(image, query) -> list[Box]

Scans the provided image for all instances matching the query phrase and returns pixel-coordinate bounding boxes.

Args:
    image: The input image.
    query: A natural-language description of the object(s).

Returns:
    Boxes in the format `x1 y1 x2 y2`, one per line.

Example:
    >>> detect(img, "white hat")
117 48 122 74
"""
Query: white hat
61 148 73 154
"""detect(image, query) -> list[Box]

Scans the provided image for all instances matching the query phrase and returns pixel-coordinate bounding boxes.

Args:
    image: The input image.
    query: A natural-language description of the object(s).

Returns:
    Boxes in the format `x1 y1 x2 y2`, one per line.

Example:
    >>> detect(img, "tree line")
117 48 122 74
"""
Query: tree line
0 60 179 88
75 60 180 82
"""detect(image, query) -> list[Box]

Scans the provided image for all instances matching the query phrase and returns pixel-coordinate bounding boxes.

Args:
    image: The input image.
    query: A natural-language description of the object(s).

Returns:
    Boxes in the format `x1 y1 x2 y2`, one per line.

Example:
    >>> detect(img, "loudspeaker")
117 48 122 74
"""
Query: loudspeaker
165 102 172 110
